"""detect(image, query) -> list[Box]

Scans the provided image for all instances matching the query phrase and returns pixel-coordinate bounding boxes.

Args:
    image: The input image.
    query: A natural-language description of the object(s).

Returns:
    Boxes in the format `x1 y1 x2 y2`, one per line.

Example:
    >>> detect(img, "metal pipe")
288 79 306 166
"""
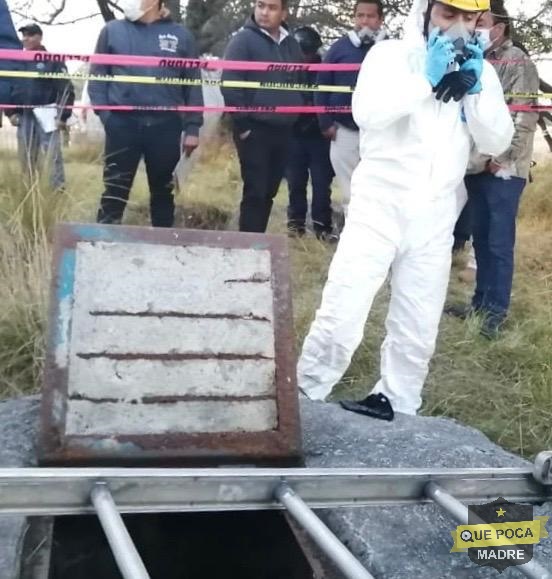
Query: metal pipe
276 483 374 579
426 482 551 579
91 483 150 579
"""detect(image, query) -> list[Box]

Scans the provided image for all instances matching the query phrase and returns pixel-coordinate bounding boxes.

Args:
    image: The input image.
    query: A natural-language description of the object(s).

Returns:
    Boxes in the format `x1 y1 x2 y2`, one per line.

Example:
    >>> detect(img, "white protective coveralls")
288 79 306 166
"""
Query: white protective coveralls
297 0 514 414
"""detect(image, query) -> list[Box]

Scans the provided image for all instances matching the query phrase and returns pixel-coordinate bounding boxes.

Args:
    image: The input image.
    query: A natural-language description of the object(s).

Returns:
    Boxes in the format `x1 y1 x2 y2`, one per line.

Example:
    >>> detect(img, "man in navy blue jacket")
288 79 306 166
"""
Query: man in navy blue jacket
0 0 21 112
315 0 386 224
89 0 203 228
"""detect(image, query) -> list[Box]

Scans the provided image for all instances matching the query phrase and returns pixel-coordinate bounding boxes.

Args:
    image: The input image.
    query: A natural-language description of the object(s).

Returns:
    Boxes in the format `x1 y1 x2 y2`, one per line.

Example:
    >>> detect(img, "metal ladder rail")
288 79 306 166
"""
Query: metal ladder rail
1 462 551 516
1 454 550 579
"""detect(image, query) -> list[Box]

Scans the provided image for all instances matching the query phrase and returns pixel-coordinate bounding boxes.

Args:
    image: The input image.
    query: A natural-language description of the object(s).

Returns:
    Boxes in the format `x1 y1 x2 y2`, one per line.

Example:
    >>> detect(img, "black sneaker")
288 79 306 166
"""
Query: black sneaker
315 230 339 244
339 393 394 421
444 303 477 320
287 224 306 238
480 313 505 340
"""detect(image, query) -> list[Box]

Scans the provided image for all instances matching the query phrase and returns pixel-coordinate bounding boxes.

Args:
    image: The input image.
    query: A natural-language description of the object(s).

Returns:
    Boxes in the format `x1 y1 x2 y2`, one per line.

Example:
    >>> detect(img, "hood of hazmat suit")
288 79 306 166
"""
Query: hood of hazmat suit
351 0 513 209
297 0 514 413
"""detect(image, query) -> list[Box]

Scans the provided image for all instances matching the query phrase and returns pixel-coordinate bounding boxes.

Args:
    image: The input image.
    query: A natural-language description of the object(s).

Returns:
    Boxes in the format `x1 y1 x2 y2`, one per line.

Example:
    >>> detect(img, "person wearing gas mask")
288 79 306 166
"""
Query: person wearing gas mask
89 0 203 228
445 0 539 339
286 26 336 242
315 0 387 227
297 0 514 421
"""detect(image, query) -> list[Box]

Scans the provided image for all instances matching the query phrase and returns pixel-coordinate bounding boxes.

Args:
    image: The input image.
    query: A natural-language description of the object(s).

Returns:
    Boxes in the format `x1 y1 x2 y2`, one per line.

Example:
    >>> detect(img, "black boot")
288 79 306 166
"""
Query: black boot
339 393 394 421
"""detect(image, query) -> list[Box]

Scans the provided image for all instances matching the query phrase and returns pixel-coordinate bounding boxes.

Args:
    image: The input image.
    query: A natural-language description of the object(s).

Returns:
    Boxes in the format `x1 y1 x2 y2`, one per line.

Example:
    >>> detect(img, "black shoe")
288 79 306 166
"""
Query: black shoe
315 230 339 244
444 303 477 320
339 393 394 421
480 313 505 340
287 223 306 238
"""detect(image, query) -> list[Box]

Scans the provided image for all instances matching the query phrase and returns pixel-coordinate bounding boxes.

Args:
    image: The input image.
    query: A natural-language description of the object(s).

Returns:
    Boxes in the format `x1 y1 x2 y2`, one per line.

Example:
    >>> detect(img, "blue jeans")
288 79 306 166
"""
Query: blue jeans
286 135 334 232
466 172 526 318
17 111 65 190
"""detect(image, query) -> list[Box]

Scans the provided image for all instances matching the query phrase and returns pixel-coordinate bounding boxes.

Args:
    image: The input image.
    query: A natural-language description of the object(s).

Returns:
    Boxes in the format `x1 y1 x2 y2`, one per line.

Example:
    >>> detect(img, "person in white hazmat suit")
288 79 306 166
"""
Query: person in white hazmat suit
297 0 514 421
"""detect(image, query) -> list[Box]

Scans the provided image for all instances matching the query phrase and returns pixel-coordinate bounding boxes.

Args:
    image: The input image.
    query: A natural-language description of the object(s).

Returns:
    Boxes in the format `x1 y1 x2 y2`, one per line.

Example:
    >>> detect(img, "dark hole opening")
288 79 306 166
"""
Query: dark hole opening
46 511 315 579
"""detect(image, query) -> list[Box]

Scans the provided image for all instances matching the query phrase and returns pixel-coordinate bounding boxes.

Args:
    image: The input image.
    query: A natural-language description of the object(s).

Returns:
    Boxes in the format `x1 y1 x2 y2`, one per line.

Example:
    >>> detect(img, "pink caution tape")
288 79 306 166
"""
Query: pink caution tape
0 48 359 72
0 48 547 72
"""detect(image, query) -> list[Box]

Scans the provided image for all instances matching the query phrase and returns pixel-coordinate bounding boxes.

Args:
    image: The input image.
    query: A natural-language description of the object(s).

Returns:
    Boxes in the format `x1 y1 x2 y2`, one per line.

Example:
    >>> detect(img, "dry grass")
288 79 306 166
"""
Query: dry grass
0 139 550 459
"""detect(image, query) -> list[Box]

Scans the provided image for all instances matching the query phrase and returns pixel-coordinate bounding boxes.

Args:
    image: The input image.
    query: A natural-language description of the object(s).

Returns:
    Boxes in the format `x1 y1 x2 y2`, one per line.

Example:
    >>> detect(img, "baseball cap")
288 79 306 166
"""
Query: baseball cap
18 23 43 36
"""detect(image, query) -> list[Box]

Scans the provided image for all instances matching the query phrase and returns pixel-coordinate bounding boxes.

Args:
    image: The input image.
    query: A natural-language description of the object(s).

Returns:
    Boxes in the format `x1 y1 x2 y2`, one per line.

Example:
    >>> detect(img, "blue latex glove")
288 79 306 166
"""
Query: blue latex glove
460 40 484 94
425 27 455 87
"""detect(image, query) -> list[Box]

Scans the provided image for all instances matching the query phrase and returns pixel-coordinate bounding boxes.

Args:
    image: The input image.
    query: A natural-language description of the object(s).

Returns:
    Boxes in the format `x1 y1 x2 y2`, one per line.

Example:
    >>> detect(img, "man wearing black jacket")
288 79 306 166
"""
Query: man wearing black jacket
7 24 74 191
222 0 306 233
286 27 335 242
89 0 203 228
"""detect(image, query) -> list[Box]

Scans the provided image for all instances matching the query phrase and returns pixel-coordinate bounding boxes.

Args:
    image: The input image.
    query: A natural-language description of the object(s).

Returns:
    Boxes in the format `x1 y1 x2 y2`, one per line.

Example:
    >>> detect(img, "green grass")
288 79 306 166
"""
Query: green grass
0 139 550 459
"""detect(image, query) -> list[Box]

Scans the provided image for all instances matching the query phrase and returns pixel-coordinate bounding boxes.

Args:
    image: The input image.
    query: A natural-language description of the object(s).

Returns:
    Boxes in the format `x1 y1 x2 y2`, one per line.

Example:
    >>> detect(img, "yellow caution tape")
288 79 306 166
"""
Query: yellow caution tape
0 69 353 94
0 69 549 99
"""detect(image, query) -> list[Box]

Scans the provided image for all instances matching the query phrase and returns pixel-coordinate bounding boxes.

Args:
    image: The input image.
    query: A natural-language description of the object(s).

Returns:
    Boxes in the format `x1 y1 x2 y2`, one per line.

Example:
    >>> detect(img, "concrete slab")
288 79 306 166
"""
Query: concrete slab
301 399 552 578
40 225 301 467
0 397 550 578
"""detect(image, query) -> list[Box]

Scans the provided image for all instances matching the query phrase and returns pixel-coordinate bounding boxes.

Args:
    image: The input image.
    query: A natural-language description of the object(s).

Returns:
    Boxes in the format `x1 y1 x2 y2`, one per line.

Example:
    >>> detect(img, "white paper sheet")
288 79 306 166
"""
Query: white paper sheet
32 104 59 133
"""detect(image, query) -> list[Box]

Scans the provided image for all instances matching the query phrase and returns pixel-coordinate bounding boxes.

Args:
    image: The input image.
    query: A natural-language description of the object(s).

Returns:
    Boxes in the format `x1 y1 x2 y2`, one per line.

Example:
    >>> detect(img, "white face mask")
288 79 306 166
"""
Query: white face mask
475 28 492 50
120 0 146 22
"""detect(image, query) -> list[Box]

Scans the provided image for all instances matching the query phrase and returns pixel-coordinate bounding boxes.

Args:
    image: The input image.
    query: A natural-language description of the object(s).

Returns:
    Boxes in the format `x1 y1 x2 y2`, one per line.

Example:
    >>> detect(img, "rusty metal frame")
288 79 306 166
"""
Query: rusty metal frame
39 223 302 467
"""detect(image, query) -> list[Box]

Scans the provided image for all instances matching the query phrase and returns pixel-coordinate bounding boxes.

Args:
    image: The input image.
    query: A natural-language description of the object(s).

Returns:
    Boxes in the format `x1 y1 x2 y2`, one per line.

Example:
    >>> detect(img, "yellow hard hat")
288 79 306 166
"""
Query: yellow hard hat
438 0 490 12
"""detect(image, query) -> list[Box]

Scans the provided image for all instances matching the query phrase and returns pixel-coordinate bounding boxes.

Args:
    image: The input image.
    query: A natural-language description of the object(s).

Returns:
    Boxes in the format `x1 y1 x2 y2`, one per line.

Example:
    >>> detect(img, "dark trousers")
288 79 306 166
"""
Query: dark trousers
286 134 334 232
453 199 472 251
466 172 526 318
98 113 182 227
233 124 290 233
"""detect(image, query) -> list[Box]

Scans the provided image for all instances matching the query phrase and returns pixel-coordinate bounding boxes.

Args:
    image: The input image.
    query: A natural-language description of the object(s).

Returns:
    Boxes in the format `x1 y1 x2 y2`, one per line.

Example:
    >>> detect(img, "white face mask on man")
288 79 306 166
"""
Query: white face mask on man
475 27 492 50
119 0 146 22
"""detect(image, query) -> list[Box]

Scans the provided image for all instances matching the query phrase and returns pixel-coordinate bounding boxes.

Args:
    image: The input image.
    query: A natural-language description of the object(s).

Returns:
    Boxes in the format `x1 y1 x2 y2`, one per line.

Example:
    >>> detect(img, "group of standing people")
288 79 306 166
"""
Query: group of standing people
0 0 541 422
223 0 387 238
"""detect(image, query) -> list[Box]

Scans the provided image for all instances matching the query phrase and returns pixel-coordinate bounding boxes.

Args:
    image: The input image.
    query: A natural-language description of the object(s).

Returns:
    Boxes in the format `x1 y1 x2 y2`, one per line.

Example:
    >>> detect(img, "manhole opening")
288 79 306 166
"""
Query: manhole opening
44 511 315 579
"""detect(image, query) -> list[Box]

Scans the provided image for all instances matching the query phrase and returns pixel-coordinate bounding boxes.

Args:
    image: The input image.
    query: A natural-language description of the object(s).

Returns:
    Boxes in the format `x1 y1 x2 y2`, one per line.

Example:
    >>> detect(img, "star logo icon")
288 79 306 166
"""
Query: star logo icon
496 508 506 517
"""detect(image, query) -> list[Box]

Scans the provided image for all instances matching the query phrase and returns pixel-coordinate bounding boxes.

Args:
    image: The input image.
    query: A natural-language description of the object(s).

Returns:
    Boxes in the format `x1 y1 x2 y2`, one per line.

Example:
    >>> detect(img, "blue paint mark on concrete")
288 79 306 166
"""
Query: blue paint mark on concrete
57 248 76 303
73 224 129 243
54 248 76 362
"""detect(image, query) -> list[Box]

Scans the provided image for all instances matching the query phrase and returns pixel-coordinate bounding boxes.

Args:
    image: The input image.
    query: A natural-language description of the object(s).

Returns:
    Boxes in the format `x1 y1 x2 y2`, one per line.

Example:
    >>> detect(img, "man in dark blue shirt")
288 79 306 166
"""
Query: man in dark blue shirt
315 0 386 226
89 0 203 228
